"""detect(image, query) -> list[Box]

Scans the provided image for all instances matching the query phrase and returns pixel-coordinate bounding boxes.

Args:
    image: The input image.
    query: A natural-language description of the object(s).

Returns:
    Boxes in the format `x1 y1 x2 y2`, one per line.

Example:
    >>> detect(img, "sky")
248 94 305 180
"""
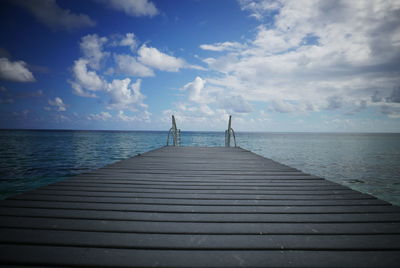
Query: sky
0 0 400 132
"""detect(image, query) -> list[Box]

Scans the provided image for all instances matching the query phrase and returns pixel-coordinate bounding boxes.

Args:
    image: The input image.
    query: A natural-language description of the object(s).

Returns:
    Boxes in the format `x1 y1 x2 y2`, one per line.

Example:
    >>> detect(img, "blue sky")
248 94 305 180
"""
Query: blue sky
0 0 399 132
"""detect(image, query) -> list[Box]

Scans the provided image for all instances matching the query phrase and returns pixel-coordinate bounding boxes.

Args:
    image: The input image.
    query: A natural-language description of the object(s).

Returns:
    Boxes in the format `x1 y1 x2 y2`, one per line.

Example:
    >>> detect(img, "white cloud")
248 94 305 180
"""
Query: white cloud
198 104 215 116
71 32 200 101
117 110 151 122
200 42 244 52
87 111 112 121
114 54 154 77
181 76 208 104
119 33 138 51
99 0 158 17
138 45 185 72
118 110 134 121
166 76 251 127
201 0 400 118
80 34 108 69
48 97 67 111
239 0 282 20
13 0 95 31
70 31 203 122
168 76 251 127
71 59 105 97
107 78 147 111
268 100 300 113
162 106 235 131
0 57 35 82
218 95 253 113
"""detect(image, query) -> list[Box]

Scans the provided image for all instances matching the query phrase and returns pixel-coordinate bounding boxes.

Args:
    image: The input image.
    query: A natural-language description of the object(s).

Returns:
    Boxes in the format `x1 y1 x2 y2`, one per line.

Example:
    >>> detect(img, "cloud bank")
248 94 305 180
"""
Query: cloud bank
194 0 400 119
69 31 202 122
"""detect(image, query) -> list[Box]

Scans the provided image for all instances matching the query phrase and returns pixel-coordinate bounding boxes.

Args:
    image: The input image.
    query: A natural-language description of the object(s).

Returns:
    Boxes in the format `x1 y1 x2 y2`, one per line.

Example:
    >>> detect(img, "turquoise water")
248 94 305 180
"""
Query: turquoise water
1 130 400 205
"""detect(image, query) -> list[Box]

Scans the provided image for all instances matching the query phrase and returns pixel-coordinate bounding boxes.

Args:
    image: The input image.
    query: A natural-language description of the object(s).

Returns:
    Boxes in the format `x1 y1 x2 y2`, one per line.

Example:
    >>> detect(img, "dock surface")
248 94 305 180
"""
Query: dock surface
1 146 400 267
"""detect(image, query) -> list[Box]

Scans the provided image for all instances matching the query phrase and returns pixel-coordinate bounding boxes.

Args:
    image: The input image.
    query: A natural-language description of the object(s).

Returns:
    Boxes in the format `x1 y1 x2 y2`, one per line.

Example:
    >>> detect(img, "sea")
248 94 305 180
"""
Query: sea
1 130 400 206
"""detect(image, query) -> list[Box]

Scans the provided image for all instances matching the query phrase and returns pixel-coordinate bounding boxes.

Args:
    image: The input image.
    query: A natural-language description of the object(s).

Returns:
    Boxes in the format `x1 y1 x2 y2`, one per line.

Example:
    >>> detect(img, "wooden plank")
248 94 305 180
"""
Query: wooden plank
60 179 336 186
9 194 388 206
1 228 400 250
39 185 358 195
1 208 400 223
2 200 397 213
50 182 348 190
79 173 324 179
1 216 400 234
0 245 399 267
64 178 328 183
27 189 376 200
88 170 306 175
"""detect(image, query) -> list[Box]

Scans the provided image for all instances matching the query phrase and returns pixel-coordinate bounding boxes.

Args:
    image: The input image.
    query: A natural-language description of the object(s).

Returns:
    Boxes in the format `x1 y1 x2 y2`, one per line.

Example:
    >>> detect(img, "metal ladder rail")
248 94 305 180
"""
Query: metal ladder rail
166 115 181 146
225 115 236 147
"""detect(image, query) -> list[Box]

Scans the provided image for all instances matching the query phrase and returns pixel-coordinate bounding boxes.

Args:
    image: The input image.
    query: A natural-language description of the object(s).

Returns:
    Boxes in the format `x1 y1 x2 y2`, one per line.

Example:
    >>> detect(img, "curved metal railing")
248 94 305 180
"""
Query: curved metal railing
225 115 236 147
167 115 181 146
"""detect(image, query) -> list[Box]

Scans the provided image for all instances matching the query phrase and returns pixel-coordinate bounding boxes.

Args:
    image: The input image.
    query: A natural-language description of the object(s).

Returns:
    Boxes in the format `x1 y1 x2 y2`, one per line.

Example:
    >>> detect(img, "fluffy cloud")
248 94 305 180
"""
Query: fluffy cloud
201 0 400 118
80 34 108 69
107 78 147 111
70 32 206 125
166 0 400 129
70 33 150 119
48 97 67 111
70 59 105 97
164 81 254 132
0 57 35 82
138 45 185 72
70 34 109 97
13 0 95 31
181 76 208 104
200 42 244 52
71 32 200 100
99 0 158 17
118 110 151 122
114 54 154 77
117 110 134 121
119 33 138 52
239 0 282 20
167 76 253 127
218 95 253 113
87 111 112 121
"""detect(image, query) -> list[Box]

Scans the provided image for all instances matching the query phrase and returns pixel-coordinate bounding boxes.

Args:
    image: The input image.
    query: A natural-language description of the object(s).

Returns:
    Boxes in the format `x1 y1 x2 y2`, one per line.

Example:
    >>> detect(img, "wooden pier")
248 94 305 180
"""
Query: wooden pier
1 146 400 267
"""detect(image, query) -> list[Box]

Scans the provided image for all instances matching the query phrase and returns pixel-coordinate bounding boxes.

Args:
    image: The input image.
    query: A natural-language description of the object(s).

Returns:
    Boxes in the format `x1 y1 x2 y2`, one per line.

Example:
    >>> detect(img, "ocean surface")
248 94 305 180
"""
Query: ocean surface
1 130 400 205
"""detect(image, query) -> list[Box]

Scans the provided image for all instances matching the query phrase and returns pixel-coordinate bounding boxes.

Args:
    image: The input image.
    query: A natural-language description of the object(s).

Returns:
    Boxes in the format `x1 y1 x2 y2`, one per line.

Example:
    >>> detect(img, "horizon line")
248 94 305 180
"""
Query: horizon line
1 128 400 134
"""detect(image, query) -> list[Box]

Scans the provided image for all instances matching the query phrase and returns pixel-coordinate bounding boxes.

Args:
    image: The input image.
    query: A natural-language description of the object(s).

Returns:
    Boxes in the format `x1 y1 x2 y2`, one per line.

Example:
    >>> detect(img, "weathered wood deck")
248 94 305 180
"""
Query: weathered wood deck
1 146 400 267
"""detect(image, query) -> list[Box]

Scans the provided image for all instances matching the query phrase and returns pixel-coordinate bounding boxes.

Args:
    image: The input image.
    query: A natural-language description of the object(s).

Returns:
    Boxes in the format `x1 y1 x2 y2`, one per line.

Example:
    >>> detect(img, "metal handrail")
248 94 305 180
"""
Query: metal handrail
225 115 236 147
167 115 181 146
